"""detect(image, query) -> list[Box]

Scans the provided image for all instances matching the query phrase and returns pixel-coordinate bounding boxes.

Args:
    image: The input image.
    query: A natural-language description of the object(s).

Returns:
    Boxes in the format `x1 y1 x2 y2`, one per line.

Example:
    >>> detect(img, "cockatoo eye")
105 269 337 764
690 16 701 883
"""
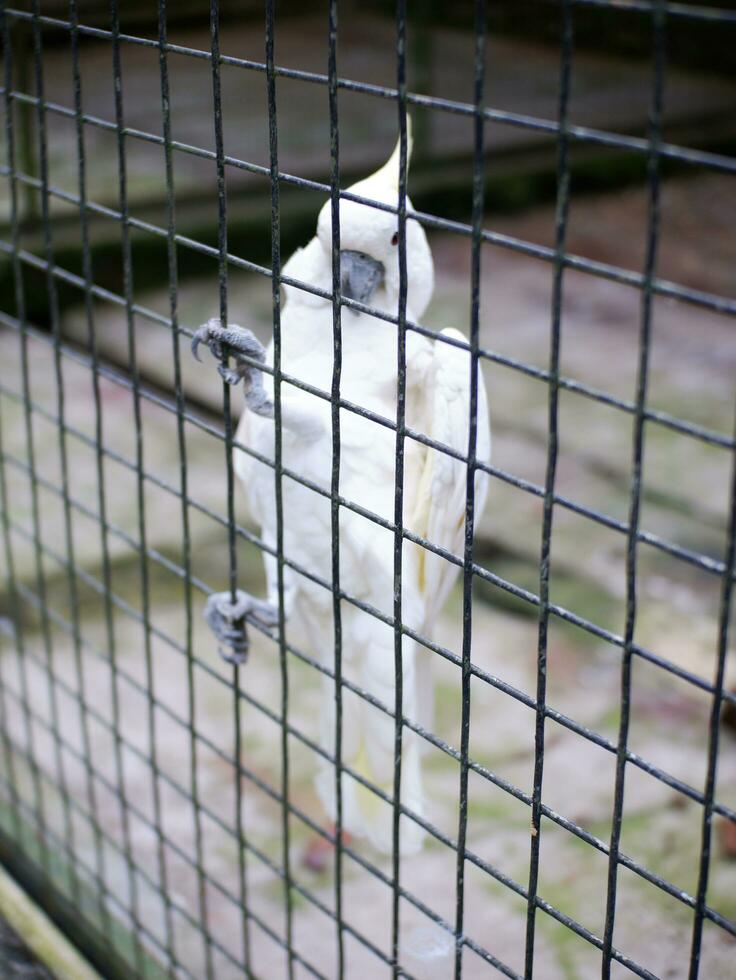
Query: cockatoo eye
391 232 399 246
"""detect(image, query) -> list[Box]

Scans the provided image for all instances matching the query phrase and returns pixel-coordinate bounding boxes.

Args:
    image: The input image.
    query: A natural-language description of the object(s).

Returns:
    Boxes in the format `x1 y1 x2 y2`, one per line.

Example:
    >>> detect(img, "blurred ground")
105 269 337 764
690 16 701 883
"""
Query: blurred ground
2 13 735 227
1 164 735 978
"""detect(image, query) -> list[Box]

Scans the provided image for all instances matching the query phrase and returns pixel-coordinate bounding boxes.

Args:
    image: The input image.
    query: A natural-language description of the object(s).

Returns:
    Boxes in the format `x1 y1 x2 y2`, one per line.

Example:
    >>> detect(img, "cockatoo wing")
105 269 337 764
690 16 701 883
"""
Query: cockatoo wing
411 327 491 616
409 327 491 730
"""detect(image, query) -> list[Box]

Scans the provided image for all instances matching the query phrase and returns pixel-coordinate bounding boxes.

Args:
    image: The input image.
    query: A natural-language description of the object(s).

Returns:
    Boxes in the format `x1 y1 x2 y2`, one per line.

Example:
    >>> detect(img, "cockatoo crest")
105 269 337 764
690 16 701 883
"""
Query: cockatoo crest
315 118 434 320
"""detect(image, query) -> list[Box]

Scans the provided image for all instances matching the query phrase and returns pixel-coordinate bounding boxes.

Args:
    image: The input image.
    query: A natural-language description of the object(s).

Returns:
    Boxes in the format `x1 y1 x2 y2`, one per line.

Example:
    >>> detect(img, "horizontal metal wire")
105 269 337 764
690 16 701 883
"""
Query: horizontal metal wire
9 573 722 980
7 467 728 930
2 189 734 460
3 91 736 331
2 4 735 977
2 235 734 535
2 312 734 714
5 325 736 896
2 386 731 787
0 324 726 896
0 778 203 980
4 455 736 902
3 391 735 756
5 449 732 822
2 425 734 786
16 463 735 827
3 178 735 467
0 745 330 980
0 303 730 595
4 6 736 177
0 632 506 980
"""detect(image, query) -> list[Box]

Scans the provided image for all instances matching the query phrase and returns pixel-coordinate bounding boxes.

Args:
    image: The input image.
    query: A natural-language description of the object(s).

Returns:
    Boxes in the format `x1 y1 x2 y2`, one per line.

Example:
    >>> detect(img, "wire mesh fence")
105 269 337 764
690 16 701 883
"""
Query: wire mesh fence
0 1 734 978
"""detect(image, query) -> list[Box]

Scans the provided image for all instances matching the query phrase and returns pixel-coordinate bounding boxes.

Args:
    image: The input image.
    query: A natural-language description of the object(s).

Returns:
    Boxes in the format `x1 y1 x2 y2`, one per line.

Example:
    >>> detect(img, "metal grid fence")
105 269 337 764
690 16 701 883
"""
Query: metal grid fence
0 1 734 978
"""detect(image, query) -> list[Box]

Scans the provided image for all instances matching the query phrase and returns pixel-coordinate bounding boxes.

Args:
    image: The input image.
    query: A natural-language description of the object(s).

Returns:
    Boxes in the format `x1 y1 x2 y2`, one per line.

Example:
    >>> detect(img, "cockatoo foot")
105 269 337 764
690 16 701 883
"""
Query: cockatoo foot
191 318 274 418
301 824 352 874
203 589 279 665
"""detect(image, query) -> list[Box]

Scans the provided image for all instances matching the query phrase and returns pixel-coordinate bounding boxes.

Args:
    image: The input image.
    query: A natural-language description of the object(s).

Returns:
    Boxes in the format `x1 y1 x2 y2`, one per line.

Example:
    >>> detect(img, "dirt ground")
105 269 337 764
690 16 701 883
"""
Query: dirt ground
1 171 735 978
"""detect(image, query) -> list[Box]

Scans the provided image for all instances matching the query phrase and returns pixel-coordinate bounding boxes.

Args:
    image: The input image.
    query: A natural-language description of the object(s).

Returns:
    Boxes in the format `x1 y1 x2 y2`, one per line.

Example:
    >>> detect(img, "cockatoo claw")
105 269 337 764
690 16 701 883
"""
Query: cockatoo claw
191 319 274 418
217 364 243 386
190 319 223 362
203 589 279 665
302 824 352 873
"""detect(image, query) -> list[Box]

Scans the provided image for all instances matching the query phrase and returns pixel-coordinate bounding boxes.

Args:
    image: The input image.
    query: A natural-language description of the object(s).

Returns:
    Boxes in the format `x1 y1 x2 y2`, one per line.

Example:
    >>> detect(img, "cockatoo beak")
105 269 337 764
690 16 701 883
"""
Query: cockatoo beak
340 249 384 303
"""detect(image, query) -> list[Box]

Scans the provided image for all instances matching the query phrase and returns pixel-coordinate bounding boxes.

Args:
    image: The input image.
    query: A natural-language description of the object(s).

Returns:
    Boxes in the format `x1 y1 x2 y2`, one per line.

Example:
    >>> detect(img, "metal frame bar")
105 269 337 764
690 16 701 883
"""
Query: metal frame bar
602 3 666 974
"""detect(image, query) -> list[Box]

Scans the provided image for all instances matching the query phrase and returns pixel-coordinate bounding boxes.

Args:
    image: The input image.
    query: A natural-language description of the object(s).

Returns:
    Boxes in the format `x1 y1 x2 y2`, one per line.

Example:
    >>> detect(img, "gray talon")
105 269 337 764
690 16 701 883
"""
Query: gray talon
248 597 280 628
190 324 211 362
191 318 274 418
217 364 243 386
203 590 279 665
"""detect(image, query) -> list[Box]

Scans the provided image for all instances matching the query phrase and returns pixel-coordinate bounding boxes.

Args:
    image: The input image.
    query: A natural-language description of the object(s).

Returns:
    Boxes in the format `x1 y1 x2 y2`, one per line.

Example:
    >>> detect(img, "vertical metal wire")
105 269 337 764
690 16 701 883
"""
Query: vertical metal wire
453 1 486 976
31 0 112 943
19 3 81 907
0 3 733 977
0 402 25 848
13 15 38 226
232 643 252 977
327 1 346 975
67 2 146 970
524 3 573 976
232 629 251 978
208 1 237 607
157 3 216 977
208 5 255 973
0 409 42 858
0 0 48 878
0 25 24 827
0 665 24 854
109 0 177 968
601 3 666 974
688 417 736 975
264 1 295 972
391 2 409 975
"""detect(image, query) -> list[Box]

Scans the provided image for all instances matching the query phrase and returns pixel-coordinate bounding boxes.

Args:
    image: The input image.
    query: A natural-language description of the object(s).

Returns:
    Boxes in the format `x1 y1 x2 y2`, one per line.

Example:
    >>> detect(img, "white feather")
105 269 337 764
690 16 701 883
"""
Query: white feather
231 139 490 856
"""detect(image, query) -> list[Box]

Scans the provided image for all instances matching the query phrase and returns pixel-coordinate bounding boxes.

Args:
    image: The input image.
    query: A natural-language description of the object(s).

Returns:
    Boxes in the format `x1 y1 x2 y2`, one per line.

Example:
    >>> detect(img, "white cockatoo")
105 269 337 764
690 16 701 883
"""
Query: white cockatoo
193 122 491 859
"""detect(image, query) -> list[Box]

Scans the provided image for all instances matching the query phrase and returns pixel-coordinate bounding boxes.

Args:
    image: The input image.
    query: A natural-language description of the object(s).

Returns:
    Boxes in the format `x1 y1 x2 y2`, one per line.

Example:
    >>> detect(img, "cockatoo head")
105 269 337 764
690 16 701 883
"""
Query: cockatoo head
316 119 434 320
